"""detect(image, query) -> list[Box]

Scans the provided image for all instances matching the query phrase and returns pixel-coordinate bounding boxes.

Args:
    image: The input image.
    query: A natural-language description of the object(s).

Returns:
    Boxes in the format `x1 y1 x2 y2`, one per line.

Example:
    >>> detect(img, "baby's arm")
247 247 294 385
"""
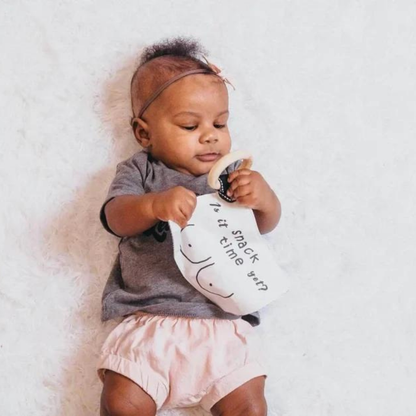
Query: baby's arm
105 194 159 237
226 170 282 235
252 192 281 234
105 187 197 237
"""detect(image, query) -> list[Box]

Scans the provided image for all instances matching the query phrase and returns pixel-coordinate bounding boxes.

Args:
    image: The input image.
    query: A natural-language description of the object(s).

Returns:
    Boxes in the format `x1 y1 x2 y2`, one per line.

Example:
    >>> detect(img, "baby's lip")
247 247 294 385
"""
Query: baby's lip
196 153 220 162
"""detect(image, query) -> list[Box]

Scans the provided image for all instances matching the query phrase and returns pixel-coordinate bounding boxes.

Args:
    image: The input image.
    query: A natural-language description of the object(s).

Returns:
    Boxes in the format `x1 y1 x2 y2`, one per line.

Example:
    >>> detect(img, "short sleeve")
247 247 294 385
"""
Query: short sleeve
100 153 147 235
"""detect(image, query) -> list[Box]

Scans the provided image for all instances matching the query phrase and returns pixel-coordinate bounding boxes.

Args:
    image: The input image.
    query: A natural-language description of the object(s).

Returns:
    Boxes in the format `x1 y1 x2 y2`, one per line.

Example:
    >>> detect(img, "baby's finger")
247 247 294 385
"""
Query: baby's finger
182 197 197 217
227 175 251 195
187 193 198 208
179 203 195 222
185 189 197 200
174 211 188 228
232 184 252 199
235 193 255 207
227 169 252 183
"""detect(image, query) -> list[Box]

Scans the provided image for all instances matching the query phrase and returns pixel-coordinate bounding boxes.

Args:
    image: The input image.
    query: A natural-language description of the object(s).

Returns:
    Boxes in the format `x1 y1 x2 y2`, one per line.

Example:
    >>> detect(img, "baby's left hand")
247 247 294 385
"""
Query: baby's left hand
227 169 274 212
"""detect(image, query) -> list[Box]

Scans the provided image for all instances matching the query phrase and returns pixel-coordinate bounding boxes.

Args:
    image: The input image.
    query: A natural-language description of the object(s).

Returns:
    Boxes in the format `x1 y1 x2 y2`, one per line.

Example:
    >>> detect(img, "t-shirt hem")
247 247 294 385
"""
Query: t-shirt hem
102 305 260 327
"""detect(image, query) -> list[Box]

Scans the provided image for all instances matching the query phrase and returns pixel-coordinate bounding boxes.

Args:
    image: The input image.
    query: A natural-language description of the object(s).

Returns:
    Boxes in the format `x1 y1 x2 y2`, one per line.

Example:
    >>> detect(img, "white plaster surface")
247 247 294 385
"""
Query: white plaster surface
1 1 415 415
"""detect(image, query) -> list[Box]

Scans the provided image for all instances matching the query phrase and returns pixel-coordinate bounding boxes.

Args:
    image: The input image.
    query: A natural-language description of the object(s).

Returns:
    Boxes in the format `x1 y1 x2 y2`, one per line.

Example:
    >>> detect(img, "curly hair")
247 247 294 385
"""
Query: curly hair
130 37 216 122
139 36 207 66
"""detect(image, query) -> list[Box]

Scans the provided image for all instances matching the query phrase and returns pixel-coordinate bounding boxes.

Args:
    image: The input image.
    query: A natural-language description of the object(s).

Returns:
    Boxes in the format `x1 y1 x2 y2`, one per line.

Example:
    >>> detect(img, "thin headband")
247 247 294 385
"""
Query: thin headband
130 58 235 127
133 69 213 122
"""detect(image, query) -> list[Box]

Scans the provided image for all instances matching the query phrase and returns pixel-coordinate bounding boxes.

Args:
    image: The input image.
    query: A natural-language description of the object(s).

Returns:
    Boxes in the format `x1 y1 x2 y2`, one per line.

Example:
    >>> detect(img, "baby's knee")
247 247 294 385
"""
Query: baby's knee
237 400 267 416
211 375 267 416
212 395 267 416
100 371 156 416
101 391 156 416
218 400 267 416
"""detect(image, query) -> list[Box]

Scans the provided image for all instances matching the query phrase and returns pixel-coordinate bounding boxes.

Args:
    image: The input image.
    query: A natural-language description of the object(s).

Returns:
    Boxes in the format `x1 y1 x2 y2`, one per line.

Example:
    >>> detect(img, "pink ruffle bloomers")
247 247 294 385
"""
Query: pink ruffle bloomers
97 312 266 411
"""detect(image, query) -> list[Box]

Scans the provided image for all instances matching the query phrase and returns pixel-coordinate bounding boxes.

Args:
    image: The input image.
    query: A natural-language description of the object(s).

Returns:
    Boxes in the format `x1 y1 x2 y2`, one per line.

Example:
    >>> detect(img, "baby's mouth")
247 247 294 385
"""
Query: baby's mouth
196 153 220 162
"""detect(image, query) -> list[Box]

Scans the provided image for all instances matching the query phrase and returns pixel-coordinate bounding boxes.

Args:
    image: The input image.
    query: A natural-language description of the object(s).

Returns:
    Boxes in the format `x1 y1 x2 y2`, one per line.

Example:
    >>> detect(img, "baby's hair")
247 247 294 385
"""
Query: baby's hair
139 37 208 66
131 37 215 123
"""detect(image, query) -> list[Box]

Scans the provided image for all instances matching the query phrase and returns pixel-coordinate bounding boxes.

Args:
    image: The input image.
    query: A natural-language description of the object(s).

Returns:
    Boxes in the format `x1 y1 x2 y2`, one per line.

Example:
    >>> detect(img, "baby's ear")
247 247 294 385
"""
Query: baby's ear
133 118 151 148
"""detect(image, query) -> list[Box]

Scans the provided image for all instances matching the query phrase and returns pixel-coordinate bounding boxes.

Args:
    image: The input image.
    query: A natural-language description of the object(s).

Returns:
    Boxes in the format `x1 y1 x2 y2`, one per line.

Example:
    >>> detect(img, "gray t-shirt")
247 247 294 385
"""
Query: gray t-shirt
100 149 260 326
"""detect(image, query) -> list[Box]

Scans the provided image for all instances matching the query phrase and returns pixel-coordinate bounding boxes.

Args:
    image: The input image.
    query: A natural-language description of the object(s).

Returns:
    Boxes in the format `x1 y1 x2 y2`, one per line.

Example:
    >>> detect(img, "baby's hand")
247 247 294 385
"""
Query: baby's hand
227 169 274 212
152 186 197 228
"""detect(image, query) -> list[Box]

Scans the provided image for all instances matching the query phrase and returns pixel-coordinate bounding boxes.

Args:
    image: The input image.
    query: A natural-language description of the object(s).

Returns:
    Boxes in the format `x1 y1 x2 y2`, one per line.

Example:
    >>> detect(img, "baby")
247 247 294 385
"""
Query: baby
98 37 282 416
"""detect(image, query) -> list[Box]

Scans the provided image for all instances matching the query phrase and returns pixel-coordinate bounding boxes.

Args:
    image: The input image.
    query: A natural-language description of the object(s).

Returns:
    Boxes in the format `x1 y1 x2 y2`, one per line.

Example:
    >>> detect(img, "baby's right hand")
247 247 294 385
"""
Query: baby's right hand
152 186 197 228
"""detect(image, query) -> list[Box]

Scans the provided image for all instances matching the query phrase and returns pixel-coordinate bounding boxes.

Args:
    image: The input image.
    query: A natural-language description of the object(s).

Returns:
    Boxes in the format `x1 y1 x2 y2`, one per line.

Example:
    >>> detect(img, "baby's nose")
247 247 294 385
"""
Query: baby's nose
201 128 219 143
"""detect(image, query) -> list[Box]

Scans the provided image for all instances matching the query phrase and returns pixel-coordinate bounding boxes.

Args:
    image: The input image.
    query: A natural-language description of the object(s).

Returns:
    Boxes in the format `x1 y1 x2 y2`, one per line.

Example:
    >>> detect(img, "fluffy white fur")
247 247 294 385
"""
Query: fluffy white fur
1 2 415 416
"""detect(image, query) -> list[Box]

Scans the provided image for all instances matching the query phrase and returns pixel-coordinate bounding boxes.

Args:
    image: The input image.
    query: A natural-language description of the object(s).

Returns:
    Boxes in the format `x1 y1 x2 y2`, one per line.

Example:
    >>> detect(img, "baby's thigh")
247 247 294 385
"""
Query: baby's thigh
100 370 157 416
210 376 267 416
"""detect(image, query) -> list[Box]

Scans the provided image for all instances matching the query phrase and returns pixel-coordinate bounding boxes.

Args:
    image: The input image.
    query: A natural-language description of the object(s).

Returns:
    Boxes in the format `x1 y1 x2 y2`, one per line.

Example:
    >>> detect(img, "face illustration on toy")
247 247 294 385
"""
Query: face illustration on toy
180 224 234 299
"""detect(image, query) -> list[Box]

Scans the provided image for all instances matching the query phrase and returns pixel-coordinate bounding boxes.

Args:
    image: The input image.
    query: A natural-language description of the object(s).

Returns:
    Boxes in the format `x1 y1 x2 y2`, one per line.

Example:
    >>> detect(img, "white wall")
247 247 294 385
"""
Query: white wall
1 1 415 415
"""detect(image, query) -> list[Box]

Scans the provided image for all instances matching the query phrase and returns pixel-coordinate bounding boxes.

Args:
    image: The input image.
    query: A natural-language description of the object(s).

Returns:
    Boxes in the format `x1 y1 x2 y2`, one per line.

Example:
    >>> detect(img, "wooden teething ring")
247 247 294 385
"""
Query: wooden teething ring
208 150 253 190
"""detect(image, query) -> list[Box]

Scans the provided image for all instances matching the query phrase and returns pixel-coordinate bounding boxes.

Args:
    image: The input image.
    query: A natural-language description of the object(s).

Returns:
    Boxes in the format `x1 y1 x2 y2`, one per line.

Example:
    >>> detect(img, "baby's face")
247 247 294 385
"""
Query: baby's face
139 74 231 176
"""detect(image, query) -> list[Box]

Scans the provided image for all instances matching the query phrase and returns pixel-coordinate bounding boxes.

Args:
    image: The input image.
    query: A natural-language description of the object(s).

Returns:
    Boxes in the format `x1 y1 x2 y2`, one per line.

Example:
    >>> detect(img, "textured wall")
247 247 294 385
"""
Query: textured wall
1 1 415 415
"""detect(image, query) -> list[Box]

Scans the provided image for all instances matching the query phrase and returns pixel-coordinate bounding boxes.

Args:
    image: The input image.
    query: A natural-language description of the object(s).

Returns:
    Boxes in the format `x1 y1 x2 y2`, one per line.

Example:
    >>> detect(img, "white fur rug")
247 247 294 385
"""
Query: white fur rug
1 2 416 416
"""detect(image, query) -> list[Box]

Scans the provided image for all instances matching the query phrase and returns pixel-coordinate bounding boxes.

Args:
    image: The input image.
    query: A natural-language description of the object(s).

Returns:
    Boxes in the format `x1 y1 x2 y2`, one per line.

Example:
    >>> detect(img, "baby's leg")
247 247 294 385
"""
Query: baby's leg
100 370 157 416
210 376 267 416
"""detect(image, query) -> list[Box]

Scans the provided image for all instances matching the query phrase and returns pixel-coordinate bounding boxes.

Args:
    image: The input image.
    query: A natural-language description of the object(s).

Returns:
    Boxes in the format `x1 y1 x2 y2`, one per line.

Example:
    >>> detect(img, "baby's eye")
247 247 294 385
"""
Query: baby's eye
181 125 197 131
214 124 226 129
